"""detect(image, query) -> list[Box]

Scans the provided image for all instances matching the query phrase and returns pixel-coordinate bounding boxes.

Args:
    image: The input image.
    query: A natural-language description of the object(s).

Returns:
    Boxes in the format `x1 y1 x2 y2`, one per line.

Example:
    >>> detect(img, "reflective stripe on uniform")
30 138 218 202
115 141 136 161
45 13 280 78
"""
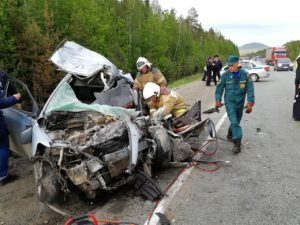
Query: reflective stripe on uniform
174 108 187 117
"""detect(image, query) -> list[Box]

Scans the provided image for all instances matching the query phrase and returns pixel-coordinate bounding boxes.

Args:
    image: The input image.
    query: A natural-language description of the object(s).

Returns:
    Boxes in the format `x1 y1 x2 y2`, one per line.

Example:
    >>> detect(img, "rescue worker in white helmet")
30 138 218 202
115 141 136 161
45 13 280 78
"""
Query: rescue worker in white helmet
143 82 187 118
133 57 167 90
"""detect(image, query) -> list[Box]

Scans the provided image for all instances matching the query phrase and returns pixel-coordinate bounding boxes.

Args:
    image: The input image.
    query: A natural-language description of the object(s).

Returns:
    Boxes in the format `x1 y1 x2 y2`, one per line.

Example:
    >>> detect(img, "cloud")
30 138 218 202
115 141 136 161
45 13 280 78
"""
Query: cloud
156 0 300 46
215 24 272 30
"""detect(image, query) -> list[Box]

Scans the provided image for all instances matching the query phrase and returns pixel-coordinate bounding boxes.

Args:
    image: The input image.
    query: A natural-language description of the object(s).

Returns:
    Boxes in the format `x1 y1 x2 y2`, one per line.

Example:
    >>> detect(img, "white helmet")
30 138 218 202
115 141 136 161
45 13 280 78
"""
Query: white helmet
136 57 151 70
143 82 160 99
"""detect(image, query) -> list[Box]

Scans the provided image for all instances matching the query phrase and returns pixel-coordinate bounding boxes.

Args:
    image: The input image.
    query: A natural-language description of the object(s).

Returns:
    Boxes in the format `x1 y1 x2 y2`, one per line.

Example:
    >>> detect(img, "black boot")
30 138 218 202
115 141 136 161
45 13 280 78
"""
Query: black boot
227 129 233 142
232 139 241 154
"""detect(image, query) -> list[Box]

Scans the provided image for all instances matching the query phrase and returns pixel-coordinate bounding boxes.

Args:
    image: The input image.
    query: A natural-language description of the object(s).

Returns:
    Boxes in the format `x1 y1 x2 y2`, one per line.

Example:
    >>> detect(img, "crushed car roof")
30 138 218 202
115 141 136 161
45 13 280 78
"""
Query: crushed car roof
50 41 120 77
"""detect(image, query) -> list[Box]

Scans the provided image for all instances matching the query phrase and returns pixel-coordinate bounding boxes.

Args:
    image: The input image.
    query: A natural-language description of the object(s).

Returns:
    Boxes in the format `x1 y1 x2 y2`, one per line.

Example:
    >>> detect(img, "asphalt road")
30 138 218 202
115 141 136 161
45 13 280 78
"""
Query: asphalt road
62 68 300 225
163 69 300 225
1 69 300 225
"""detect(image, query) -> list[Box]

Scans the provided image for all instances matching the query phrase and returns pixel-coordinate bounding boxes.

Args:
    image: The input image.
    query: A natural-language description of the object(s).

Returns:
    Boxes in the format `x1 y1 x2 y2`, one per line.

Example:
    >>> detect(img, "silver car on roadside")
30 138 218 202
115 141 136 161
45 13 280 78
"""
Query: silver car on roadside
220 60 270 82
274 58 293 71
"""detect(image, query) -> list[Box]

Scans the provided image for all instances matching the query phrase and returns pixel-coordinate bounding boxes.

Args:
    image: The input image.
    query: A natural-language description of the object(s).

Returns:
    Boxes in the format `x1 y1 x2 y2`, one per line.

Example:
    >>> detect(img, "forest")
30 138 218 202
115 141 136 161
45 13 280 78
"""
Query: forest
0 0 239 105
285 40 300 60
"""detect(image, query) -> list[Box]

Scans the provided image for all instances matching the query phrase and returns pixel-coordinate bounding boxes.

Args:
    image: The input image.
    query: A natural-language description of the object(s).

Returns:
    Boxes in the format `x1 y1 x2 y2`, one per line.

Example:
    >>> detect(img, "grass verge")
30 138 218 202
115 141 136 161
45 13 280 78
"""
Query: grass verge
168 73 202 88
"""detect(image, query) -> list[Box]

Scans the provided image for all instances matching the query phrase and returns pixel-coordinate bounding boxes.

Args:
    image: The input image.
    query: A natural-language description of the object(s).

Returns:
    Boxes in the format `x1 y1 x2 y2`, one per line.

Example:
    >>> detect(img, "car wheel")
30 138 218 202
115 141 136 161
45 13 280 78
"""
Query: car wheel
274 67 276 71
250 74 259 82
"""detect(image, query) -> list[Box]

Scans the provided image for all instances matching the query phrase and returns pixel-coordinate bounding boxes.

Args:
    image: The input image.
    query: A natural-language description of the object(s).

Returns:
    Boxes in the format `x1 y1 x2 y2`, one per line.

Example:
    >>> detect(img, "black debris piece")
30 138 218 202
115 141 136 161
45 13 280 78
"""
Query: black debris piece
134 171 164 201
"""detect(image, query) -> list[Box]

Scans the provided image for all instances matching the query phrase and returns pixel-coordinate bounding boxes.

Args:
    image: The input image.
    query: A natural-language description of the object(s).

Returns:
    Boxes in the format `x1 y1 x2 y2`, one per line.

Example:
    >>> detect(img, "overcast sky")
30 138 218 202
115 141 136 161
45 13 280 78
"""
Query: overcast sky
157 0 300 47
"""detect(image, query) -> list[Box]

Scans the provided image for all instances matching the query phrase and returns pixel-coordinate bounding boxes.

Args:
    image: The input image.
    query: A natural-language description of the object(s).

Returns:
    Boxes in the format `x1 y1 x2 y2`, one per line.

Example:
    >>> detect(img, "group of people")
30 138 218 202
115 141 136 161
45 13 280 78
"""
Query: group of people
0 54 256 185
133 57 188 119
202 55 223 86
133 55 255 154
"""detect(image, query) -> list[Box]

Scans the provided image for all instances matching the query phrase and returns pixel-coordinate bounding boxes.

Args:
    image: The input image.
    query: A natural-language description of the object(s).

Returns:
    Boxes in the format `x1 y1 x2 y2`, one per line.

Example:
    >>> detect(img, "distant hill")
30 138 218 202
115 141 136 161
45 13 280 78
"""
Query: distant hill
239 42 270 56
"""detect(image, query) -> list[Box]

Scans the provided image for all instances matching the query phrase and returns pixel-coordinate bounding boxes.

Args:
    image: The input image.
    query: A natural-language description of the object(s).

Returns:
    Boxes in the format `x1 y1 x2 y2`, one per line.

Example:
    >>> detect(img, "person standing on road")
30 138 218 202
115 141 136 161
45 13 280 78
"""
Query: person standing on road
213 55 223 82
205 56 214 86
215 56 255 154
295 54 300 94
202 56 212 82
133 57 167 91
0 71 21 185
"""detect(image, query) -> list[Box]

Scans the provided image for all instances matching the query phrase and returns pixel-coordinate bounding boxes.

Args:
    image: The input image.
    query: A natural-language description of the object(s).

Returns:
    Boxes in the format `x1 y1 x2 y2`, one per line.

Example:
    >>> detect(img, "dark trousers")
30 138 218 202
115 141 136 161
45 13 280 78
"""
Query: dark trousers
214 70 221 81
206 71 216 86
0 135 9 180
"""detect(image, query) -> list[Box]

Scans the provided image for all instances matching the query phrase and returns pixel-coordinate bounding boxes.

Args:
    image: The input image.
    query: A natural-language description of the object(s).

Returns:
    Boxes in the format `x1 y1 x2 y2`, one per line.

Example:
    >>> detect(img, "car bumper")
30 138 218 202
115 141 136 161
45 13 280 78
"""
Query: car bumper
259 72 270 79
276 66 291 71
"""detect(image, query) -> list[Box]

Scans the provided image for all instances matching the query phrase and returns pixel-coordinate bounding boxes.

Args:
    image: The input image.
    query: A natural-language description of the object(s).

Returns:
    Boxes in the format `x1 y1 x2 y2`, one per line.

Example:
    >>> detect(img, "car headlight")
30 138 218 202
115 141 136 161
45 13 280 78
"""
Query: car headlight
278 63 282 66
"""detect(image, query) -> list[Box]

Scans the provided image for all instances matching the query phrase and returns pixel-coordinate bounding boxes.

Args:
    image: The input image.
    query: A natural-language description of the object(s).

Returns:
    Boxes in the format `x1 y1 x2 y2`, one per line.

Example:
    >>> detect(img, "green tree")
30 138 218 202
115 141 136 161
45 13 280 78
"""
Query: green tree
285 40 300 61
1 0 240 104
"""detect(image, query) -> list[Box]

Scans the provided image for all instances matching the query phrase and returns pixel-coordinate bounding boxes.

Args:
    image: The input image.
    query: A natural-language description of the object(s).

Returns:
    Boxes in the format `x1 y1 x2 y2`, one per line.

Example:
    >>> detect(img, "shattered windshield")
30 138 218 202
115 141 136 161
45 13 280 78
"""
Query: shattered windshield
44 82 139 119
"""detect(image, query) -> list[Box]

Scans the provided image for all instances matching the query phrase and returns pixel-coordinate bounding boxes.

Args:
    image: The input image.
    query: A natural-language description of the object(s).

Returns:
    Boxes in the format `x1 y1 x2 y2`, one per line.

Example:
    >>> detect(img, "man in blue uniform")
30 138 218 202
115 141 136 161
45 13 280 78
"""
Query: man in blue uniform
215 56 255 154
0 72 21 185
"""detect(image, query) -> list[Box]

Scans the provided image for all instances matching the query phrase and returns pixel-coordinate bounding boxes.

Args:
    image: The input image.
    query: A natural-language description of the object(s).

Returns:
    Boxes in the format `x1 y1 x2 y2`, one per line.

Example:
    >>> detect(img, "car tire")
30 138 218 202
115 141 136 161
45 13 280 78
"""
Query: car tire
250 74 259 82
274 67 276 71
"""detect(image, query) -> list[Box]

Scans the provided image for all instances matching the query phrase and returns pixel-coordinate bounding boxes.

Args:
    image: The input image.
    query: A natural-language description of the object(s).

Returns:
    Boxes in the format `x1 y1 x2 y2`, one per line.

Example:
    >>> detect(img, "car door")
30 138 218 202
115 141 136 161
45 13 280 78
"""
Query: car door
2 77 39 158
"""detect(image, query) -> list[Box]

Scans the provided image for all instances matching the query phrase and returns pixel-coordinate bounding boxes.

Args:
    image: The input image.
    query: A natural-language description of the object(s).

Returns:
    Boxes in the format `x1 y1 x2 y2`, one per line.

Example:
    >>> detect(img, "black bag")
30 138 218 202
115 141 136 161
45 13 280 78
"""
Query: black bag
293 91 300 121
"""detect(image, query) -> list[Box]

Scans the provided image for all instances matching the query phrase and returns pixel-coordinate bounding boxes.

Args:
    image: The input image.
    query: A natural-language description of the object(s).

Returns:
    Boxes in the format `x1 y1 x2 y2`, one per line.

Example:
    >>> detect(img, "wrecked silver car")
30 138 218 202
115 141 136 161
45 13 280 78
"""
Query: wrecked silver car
3 41 215 207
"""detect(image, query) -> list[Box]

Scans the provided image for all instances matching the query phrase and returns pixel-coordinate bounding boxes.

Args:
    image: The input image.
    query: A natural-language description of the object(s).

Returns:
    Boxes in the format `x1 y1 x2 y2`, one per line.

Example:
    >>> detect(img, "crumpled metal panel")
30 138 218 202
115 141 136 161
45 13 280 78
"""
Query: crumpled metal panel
50 41 120 77
122 116 141 173
67 162 89 185
93 79 135 108
85 158 103 173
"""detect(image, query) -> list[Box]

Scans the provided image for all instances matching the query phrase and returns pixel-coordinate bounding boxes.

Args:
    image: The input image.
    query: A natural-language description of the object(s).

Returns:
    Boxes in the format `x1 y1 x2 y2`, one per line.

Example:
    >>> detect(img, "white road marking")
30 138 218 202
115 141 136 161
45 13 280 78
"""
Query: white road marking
143 112 228 225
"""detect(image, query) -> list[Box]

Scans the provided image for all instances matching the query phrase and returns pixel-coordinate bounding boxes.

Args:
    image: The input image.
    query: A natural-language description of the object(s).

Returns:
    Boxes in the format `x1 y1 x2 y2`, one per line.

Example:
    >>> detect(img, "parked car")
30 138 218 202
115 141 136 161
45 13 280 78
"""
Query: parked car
2 41 213 209
220 60 270 82
239 60 270 82
274 58 293 71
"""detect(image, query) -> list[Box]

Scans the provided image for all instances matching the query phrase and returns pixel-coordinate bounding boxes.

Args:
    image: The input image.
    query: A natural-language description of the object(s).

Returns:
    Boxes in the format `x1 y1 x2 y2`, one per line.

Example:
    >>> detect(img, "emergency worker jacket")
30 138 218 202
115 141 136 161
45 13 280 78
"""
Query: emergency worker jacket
213 60 223 72
147 89 187 118
134 67 167 90
215 68 255 107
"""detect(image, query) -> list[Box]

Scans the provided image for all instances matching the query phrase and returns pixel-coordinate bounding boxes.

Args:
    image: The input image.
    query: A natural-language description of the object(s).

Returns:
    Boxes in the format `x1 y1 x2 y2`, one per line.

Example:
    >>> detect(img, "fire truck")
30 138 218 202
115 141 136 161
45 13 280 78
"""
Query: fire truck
265 46 287 65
